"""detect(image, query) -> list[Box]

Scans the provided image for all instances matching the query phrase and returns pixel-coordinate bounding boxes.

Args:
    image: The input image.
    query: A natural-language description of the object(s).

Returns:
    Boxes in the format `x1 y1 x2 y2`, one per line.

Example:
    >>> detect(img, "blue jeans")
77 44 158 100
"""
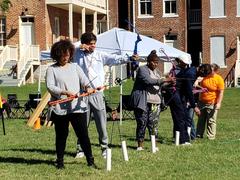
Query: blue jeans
186 106 196 140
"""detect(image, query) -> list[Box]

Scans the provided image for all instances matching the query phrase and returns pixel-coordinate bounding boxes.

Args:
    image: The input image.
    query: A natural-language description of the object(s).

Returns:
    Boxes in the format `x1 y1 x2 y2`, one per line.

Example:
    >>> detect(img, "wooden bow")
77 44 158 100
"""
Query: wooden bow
48 86 106 106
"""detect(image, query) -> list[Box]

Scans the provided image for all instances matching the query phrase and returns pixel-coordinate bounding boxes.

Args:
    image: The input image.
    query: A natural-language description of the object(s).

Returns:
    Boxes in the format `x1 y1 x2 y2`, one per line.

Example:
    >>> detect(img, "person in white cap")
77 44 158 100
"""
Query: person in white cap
164 54 200 145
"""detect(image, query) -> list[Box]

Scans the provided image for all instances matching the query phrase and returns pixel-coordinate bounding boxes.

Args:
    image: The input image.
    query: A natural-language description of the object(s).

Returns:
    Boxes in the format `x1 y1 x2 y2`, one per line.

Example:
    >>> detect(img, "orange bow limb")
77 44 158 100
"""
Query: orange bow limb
48 86 106 106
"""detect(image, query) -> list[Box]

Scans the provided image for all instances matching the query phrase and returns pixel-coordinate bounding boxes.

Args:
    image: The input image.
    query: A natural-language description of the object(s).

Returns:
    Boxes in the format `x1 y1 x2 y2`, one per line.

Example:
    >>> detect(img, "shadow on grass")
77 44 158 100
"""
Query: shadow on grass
3 148 75 157
0 156 54 165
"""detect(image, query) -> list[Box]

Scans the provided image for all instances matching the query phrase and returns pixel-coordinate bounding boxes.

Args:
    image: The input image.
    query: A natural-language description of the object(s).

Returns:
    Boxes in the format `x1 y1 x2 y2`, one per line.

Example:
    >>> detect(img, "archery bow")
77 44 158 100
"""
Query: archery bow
125 20 142 76
48 86 106 106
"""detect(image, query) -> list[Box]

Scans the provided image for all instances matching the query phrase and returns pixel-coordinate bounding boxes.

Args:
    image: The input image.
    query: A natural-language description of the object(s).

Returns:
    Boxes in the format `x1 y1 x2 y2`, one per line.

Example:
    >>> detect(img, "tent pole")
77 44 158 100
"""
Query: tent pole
120 64 123 125
37 64 41 94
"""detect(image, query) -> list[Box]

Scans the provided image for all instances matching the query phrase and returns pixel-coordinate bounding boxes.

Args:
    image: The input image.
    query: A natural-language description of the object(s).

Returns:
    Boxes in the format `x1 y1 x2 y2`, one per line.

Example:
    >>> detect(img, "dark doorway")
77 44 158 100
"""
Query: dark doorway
187 0 202 67
188 29 202 67
118 0 129 30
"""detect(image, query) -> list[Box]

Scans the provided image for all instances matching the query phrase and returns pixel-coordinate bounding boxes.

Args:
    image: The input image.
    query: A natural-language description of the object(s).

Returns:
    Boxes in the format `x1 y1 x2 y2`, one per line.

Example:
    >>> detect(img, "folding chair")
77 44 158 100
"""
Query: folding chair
7 94 25 118
116 95 135 120
24 93 41 117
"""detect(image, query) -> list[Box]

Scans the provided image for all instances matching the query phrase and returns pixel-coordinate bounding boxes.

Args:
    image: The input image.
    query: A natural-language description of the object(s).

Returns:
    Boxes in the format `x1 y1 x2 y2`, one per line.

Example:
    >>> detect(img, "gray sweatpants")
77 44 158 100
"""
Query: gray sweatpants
78 92 108 149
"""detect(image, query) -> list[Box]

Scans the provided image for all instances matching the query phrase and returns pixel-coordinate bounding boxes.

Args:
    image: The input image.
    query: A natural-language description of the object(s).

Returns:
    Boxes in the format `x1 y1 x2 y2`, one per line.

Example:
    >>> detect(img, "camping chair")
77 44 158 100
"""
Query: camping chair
7 94 25 118
116 95 135 120
24 93 41 117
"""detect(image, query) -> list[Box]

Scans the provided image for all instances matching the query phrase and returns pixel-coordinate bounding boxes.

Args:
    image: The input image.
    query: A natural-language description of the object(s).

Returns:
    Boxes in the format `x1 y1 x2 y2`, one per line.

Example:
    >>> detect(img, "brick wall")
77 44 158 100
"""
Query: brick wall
5 0 46 50
130 0 240 79
109 0 119 28
134 0 186 51
132 0 187 72
202 0 239 78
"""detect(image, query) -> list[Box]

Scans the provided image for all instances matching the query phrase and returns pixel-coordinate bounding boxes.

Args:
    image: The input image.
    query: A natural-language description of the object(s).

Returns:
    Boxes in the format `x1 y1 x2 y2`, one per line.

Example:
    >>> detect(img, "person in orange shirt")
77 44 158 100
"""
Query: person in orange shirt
196 63 224 140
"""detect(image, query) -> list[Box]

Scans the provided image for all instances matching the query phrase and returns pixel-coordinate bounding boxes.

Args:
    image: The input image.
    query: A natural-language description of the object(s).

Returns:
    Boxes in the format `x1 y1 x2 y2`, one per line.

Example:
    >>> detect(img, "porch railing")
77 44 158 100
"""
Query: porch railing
189 9 202 26
80 0 106 9
17 45 40 79
0 45 18 70
224 62 236 87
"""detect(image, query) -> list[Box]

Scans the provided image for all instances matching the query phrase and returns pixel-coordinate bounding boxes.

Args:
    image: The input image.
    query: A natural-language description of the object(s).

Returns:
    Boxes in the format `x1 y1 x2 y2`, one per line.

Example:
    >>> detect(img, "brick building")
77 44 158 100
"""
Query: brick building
0 0 118 86
123 0 240 87
1 0 117 51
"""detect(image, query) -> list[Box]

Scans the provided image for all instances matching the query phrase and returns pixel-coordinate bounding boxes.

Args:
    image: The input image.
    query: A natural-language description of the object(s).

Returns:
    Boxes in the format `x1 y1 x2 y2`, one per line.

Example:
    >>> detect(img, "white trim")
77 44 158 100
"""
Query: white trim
209 16 226 18
137 15 154 19
162 14 179 18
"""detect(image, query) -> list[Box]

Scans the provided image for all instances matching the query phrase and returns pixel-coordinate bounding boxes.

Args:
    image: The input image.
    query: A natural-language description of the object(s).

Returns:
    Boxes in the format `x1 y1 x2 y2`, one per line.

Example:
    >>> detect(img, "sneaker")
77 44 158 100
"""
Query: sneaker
136 147 144 151
102 149 107 159
75 151 85 158
181 142 192 146
196 135 203 139
155 147 159 152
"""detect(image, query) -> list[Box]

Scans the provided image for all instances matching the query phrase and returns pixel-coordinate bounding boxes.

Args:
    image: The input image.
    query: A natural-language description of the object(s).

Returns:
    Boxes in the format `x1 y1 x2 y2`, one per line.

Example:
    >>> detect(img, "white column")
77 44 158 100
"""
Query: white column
30 65 34 84
132 0 136 32
82 8 86 34
106 0 109 30
68 3 73 40
93 11 97 34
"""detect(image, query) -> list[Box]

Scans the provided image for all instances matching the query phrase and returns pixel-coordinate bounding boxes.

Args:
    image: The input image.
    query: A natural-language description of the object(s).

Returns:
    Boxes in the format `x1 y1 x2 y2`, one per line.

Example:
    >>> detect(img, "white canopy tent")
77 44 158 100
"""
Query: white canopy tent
74 27 191 61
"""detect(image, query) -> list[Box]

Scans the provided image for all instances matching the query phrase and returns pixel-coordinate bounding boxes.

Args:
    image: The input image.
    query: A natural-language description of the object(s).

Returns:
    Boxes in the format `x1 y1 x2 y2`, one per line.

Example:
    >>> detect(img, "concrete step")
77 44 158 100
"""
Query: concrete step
3 60 17 69
0 69 10 76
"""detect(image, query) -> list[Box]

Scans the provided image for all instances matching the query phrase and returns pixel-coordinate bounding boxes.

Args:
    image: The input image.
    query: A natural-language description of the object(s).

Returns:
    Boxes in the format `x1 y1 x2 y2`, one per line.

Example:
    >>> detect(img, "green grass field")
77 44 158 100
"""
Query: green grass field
0 82 240 179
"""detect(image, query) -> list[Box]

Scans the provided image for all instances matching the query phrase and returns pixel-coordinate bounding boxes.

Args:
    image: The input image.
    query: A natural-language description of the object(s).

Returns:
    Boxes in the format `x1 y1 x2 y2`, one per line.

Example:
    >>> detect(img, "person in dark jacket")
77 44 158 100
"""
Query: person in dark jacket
130 50 175 150
176 56 201 140
164 54 200 145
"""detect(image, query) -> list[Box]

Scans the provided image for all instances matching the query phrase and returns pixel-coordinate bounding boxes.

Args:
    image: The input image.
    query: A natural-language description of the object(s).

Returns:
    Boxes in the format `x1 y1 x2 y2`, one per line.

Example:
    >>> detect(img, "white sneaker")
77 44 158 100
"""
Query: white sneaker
181 142 192 146
155 147 159 152
136 147 144 151
75 151 85 158
102 149 107 159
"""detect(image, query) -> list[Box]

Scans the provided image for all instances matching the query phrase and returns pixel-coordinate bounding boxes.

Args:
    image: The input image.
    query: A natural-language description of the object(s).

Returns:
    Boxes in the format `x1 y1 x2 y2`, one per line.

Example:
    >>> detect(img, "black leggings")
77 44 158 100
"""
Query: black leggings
51 112 93 163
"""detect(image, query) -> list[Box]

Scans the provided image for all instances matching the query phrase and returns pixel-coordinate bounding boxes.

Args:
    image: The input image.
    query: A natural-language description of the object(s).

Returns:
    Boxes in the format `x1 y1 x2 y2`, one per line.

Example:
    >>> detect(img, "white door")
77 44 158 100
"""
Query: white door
20 21 35 57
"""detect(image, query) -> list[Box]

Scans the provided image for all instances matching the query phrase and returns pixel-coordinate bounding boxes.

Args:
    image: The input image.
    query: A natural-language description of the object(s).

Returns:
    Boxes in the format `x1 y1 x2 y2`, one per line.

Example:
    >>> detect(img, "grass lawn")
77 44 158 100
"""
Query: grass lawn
0 82 240 179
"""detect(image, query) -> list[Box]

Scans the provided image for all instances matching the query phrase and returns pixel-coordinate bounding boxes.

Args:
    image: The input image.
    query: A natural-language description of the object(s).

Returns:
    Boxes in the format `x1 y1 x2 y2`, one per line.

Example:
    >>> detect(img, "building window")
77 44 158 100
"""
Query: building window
21 17 34 23
210 0 225 17
53 17 60 43
78 22 82 40
237 0 240 16
0 17 6 46
97 22 107 34
139 0 152 16
163 0 177 17
164 34 178 47
164 34 178 73
210 36 226 67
